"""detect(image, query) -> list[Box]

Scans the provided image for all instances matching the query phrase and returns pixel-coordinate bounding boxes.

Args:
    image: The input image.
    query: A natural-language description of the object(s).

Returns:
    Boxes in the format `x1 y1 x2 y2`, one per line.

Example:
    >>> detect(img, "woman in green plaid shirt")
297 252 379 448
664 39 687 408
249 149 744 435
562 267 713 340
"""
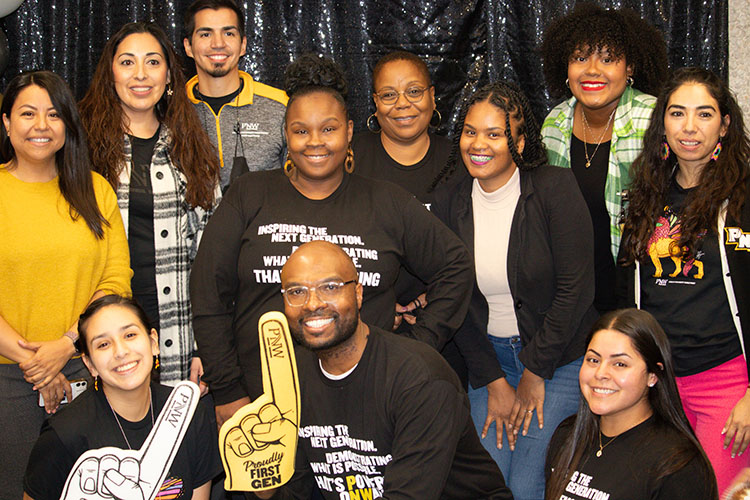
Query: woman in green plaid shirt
540 4 668 314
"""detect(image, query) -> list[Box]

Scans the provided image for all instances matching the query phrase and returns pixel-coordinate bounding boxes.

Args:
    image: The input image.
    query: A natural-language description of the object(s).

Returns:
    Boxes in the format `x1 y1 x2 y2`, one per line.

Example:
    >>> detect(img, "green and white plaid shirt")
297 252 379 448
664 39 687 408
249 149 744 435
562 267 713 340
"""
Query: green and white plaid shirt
541 86 656 258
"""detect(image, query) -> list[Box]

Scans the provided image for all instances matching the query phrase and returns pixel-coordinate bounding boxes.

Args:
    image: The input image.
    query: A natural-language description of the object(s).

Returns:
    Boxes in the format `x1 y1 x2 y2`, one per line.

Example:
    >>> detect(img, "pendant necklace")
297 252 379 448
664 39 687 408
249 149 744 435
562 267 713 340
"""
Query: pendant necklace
105 388 155 450
580 106 616 168
596 429 618 457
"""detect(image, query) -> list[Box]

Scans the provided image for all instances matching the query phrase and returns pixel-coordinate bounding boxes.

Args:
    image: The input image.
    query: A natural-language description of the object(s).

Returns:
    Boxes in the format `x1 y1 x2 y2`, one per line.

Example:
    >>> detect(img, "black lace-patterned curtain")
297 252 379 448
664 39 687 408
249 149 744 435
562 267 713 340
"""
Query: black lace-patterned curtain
0 0 726 135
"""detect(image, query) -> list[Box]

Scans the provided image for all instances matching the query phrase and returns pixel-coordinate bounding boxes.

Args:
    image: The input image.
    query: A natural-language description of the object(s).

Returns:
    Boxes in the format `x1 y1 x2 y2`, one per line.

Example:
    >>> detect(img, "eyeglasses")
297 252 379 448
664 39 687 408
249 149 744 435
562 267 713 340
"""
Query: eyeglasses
281 279 357 307
374 86 429 105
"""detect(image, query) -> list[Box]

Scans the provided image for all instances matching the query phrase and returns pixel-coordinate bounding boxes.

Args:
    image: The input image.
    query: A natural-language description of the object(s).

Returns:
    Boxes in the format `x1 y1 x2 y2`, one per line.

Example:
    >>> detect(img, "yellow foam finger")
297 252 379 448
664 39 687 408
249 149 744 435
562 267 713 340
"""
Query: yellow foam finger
219 311 300 492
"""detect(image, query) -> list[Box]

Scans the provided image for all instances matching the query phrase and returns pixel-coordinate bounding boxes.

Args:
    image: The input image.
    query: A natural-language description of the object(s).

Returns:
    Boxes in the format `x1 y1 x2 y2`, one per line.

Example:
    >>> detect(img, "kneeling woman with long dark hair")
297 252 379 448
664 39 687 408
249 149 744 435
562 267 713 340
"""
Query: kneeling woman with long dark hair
23 295 221 500
546 309 717 500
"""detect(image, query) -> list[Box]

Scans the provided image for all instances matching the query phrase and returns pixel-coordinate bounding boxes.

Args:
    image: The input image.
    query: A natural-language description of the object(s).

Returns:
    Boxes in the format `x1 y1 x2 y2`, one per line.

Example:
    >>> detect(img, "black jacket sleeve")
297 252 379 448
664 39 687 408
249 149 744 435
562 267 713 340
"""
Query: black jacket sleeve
189 182 257 404
432 181 505 388
516 168 595 378
398 196 474 351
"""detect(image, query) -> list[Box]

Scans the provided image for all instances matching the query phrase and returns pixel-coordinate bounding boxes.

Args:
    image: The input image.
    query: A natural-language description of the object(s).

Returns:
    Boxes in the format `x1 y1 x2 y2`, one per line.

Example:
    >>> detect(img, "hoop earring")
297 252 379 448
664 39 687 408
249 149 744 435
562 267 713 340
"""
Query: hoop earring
154 355 160 370
94 376 99 391
284 154 295 177
626 76 634 87
429 109 442 128
661 140 670 161
711 140 722 161
344 146 355 173
565 78 570 89
366 114 381 133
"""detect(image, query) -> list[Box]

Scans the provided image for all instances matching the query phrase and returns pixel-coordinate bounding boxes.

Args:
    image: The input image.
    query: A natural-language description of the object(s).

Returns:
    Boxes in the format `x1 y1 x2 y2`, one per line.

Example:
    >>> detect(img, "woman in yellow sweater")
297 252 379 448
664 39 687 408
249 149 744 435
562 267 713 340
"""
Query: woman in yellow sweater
0 71 131 499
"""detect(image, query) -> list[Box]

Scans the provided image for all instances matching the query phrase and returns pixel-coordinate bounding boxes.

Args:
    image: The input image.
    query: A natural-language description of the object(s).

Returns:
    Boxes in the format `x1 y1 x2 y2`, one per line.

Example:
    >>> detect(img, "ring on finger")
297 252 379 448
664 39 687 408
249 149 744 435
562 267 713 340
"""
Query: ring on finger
525 409 534 413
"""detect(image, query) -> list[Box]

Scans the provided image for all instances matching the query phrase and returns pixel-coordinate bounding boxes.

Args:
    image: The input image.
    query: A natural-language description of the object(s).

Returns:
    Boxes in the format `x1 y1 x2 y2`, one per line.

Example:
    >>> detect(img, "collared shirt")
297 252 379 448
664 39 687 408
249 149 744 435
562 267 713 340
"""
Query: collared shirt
542 86 656 258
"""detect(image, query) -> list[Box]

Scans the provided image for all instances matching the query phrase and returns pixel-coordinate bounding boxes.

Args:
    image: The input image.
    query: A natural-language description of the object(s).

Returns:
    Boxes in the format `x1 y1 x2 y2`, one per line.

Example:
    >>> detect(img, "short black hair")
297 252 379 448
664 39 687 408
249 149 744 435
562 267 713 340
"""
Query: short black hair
183 0 245 41
540 2 668 98
372 50 431 91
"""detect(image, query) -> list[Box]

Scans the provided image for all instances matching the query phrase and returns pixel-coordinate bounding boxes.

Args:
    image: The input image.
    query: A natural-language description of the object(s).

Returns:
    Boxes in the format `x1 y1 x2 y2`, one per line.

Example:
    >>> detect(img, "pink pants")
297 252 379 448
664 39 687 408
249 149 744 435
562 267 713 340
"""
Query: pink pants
676 354 749 495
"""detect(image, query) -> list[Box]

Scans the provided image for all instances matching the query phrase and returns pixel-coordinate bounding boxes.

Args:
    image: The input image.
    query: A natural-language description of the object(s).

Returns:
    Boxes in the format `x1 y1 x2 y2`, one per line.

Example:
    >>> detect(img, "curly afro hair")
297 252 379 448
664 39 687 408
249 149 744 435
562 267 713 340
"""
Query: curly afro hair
541 2 668 98
284 53 349 118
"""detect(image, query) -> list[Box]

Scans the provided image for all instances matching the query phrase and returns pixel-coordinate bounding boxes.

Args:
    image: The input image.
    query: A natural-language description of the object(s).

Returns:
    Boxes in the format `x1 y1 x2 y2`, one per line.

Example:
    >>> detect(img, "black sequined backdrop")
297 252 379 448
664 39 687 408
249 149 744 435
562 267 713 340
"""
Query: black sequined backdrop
0 0 727 135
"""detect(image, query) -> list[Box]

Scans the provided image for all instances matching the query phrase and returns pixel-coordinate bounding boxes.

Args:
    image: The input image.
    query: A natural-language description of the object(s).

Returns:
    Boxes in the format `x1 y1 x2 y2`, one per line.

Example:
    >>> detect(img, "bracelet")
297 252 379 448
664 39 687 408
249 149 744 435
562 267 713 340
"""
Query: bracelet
63 330 80 353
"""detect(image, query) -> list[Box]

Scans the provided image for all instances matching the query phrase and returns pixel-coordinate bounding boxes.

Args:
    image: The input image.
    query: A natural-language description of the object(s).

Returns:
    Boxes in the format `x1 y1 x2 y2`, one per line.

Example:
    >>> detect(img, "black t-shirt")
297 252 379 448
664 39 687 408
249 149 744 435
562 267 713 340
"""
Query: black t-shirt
23 383 221 500
282 327 511 500
640 179 740 375
546 416 715 500
128 128 160 330
352 131 453 306
195 82 243 115
190 170 472 404
570 135 616 313
351 131 451 210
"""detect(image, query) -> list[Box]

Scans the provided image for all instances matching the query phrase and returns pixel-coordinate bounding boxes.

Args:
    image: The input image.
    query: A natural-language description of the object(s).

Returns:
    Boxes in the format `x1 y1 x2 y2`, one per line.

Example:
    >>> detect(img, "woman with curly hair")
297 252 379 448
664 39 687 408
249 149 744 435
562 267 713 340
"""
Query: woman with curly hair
618 67 750 493
79 22 220 388
540 3 668 314
433 81 597 500
545 309 717 500
190 54 473 445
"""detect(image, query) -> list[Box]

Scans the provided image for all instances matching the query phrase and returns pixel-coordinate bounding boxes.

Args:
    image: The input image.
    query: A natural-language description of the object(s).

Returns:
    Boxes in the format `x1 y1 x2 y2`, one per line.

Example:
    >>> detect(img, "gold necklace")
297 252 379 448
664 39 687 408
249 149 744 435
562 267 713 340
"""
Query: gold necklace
596 429 618 457
580 106 616 168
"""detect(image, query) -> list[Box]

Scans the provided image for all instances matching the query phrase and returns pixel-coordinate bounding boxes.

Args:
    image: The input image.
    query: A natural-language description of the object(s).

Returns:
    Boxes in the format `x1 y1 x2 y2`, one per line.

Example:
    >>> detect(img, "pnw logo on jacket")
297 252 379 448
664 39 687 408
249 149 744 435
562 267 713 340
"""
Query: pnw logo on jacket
725 227 750 251
238 122 268 139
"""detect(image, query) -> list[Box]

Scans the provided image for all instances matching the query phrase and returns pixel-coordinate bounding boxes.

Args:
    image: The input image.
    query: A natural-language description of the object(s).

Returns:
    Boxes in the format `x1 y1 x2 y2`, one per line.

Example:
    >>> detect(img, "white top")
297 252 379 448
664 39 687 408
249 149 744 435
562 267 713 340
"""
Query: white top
472 169 521 338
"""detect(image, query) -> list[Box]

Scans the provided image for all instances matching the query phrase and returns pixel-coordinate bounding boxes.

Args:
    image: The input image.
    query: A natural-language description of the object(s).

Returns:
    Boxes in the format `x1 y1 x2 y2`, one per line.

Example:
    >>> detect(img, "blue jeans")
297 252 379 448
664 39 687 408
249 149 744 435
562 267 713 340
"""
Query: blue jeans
469 335 581 500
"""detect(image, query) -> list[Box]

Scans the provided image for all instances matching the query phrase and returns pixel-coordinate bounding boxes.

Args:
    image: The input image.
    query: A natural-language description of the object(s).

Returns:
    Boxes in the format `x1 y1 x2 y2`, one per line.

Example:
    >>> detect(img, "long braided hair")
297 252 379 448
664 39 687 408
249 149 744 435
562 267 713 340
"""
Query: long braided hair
430 81 546 191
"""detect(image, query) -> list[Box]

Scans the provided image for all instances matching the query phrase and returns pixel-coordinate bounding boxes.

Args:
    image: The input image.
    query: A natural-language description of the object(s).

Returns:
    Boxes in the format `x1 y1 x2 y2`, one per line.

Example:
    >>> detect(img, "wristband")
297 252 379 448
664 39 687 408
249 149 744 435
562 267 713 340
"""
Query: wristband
63 330 80 353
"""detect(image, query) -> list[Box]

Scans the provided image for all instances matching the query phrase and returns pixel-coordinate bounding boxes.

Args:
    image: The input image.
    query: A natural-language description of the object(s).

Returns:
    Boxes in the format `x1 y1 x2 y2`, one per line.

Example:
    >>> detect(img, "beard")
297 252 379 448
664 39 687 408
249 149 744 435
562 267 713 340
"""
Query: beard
289 308 359 352
203 63 234 78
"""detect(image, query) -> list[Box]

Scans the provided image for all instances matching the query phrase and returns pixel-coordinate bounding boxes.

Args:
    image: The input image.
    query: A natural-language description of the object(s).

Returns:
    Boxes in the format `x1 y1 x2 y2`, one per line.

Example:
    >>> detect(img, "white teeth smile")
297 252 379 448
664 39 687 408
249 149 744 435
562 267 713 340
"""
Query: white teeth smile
680 140 699 146
131 87 151 92
305 318 333 328
593 388 616 394
306 154 330 160
581 84 606 90
29 138 51 143
115 361 137 373
470 155 492 163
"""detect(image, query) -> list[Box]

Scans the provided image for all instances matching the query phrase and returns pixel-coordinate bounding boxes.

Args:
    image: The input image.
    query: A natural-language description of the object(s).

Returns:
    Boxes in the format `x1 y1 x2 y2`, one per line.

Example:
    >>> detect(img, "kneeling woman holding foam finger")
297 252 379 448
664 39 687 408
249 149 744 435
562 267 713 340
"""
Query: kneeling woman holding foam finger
23 295 221 500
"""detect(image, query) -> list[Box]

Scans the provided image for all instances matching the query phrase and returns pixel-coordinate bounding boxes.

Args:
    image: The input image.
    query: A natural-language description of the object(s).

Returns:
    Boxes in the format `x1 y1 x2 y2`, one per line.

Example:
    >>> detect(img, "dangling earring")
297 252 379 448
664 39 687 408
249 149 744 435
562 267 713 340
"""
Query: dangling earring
711 140 723 161
661 140 670 161
284 153 295 177
344 147 355 174
154 355 160 370
429 109 442 128
166 83 174 97
366 114 381 133
626 76 634 87
94 376 99 391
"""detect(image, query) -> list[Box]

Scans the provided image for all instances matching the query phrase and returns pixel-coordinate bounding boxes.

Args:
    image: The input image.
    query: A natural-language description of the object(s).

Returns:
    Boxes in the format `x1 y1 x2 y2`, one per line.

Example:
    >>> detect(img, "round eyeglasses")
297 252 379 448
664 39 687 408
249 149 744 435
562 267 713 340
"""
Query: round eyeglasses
374 86 429 105
281 279 357 307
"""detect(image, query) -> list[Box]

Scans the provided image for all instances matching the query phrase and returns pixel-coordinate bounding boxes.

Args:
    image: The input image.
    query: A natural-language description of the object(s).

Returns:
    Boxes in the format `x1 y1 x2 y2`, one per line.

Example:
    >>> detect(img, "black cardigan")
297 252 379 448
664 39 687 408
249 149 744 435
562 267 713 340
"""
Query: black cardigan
433 165 598 387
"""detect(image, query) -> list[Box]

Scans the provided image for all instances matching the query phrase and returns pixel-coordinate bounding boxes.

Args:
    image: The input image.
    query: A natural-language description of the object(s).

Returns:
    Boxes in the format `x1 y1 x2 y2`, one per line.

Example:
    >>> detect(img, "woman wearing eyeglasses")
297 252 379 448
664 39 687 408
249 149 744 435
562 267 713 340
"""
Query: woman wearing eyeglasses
190 54 473 436
352 51 455 338
353 50 450 208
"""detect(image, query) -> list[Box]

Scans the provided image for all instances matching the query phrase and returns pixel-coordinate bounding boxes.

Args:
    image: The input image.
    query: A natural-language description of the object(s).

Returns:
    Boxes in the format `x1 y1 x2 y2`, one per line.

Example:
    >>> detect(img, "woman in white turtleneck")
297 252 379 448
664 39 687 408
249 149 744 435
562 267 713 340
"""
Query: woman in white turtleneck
433 81 598 500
